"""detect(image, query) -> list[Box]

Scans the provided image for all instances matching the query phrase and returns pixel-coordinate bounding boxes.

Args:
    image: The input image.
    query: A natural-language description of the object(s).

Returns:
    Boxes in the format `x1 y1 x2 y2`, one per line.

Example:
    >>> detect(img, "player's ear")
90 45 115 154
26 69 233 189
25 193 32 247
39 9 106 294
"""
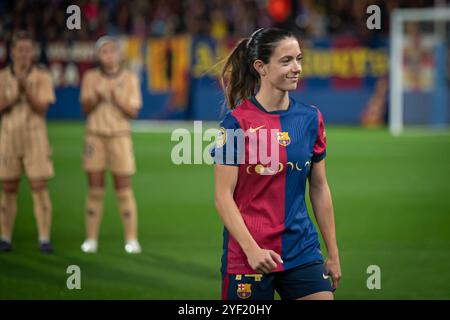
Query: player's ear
253 59 266 77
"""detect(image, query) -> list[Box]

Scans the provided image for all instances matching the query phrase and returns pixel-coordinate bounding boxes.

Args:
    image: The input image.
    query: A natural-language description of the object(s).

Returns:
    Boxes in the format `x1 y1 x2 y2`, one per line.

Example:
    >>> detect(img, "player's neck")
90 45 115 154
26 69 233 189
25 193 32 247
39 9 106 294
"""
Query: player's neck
255 88 289 112
12 63 32 76
101 64 121 77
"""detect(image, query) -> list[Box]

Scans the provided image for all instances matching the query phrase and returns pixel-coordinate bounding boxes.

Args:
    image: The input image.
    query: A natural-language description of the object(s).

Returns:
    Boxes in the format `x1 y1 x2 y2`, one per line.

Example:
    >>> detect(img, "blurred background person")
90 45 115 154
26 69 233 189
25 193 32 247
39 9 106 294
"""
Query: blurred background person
0 31 55 253
79 36 142 254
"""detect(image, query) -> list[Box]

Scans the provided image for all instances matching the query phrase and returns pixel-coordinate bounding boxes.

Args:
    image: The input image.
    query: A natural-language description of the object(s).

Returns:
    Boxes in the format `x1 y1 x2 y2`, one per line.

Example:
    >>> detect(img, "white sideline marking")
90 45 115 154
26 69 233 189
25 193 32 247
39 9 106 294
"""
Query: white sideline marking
397 128 450 138
132 120 219 133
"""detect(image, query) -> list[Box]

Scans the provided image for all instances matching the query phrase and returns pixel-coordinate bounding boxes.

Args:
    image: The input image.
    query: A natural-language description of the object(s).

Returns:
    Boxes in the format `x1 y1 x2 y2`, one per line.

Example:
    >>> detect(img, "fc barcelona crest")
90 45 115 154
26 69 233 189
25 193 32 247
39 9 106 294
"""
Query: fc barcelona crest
237 283 252 299
277 131 291 146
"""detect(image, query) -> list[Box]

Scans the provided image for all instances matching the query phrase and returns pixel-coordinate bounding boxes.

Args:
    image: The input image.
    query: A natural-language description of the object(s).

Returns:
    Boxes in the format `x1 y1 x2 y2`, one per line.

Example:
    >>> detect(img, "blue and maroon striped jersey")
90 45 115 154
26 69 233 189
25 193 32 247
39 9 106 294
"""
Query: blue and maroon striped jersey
211 96 327 274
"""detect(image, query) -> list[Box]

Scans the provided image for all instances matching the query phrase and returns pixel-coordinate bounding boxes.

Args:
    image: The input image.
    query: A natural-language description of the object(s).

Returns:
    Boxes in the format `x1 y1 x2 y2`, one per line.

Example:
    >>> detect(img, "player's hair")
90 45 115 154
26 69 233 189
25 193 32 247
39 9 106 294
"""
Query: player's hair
220 27 295 109
95 35 118 53
11 30 33 47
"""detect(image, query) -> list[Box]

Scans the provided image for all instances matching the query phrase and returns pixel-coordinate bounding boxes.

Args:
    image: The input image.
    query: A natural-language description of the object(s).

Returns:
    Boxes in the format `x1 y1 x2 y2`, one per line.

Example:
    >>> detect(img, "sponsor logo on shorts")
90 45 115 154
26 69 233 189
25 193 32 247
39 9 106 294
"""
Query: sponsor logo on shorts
245 274 263 282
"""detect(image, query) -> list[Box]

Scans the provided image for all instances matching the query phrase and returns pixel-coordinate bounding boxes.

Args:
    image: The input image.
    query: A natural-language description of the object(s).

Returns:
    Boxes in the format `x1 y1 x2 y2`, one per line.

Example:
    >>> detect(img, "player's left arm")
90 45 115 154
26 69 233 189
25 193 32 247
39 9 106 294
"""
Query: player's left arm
308 160 341 290
112 72 142 118
24 71 55 116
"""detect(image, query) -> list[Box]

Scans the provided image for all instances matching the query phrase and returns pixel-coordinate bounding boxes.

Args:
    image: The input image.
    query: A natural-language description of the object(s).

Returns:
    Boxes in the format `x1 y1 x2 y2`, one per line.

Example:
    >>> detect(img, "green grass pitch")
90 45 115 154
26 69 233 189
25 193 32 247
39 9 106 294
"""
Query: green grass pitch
0 122 449 299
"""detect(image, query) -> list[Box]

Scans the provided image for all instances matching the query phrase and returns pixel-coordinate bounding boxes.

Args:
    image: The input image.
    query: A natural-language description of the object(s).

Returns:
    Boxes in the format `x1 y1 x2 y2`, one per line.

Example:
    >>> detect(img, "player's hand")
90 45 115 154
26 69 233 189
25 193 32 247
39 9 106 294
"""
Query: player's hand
16 73 28 92
111 88 129 112
111 88 119 105
95 84 108 101
111 87 125 106
85 94 99 107
246 247 283 274
325 256 341 290
4 82 20 107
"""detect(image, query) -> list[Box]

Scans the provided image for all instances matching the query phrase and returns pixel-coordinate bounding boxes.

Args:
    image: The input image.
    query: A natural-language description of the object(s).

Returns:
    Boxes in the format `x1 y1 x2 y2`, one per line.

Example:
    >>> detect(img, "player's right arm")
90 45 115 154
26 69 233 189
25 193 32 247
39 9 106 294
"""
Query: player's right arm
0 72 20 112
214 165 283 274
212 113 282 274
80 71 100 114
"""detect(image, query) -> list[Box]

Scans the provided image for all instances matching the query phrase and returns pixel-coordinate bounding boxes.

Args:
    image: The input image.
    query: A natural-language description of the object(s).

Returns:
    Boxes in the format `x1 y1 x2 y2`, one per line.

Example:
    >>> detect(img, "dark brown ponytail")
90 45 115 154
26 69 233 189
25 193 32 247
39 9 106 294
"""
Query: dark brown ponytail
220 38 258 110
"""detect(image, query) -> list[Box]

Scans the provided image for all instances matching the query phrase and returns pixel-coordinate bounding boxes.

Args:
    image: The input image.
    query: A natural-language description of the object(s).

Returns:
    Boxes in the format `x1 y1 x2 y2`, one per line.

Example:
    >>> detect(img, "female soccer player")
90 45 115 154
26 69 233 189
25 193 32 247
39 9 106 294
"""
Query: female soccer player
211 28 341 300
0 31 55 253
79 36 142 254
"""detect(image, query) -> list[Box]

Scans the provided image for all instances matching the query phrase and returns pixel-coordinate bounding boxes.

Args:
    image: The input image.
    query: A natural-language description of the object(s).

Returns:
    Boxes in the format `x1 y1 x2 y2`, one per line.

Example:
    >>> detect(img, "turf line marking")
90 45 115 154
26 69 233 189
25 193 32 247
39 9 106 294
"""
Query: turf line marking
132 120 219 133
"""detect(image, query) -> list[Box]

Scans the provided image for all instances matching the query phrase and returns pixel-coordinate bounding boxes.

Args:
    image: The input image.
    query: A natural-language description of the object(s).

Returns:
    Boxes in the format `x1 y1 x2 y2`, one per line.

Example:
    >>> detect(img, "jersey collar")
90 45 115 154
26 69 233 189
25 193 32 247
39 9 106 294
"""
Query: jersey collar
100 65 123 78
249 95 294 115
9 63 34 78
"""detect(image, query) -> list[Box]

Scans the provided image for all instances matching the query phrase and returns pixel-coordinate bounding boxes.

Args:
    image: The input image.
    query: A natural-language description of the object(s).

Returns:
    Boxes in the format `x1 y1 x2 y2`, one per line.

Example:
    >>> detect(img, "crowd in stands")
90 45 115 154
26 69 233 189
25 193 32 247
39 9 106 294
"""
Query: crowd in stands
0 0 440 42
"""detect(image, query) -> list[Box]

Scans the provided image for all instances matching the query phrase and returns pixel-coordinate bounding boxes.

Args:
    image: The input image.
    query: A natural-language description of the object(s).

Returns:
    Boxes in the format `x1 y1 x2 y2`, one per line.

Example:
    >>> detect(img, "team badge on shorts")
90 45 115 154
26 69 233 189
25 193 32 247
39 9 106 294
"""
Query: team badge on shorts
237 283 252 299
277 131 291 146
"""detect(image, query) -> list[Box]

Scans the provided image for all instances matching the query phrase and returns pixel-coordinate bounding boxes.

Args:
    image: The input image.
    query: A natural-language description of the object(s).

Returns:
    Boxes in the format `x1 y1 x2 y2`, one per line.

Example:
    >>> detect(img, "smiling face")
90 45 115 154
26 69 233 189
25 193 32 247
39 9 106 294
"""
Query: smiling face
254 37 302 92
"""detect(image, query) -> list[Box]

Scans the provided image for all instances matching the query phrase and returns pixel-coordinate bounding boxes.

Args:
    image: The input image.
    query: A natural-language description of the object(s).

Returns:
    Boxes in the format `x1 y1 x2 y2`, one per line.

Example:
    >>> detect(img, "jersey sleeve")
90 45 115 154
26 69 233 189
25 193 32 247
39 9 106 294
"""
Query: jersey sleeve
210 112 244 166
312 108 327 162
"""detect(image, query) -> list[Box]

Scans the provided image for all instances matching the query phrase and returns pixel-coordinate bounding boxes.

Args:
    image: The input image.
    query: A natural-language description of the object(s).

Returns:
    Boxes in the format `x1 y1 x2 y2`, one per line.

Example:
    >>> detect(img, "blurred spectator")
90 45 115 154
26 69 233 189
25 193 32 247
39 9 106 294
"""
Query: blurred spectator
0 0 446 42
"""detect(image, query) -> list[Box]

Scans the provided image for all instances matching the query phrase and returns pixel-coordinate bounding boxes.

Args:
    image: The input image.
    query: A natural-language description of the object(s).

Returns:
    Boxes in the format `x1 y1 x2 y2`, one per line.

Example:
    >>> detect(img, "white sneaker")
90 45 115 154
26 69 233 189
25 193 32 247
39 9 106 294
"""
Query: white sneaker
125 240 142 254
81 239 98 253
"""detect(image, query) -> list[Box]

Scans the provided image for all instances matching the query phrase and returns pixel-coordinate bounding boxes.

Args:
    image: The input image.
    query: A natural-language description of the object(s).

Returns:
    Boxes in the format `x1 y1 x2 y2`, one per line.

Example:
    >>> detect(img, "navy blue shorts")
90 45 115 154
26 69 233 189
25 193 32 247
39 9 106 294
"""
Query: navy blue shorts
222 260 333 300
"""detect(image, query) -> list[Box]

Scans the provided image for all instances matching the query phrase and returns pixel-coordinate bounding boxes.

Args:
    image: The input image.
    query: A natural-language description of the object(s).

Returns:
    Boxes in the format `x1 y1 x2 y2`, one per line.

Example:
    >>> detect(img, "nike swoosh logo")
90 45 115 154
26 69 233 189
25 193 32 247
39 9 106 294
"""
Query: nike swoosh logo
322 273 330 280
248 125 265 133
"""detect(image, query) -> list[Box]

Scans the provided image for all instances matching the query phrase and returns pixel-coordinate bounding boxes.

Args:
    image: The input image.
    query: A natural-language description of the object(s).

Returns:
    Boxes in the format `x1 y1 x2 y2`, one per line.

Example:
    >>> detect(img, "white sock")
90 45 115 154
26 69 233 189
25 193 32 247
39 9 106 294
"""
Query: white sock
39 237 49 243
